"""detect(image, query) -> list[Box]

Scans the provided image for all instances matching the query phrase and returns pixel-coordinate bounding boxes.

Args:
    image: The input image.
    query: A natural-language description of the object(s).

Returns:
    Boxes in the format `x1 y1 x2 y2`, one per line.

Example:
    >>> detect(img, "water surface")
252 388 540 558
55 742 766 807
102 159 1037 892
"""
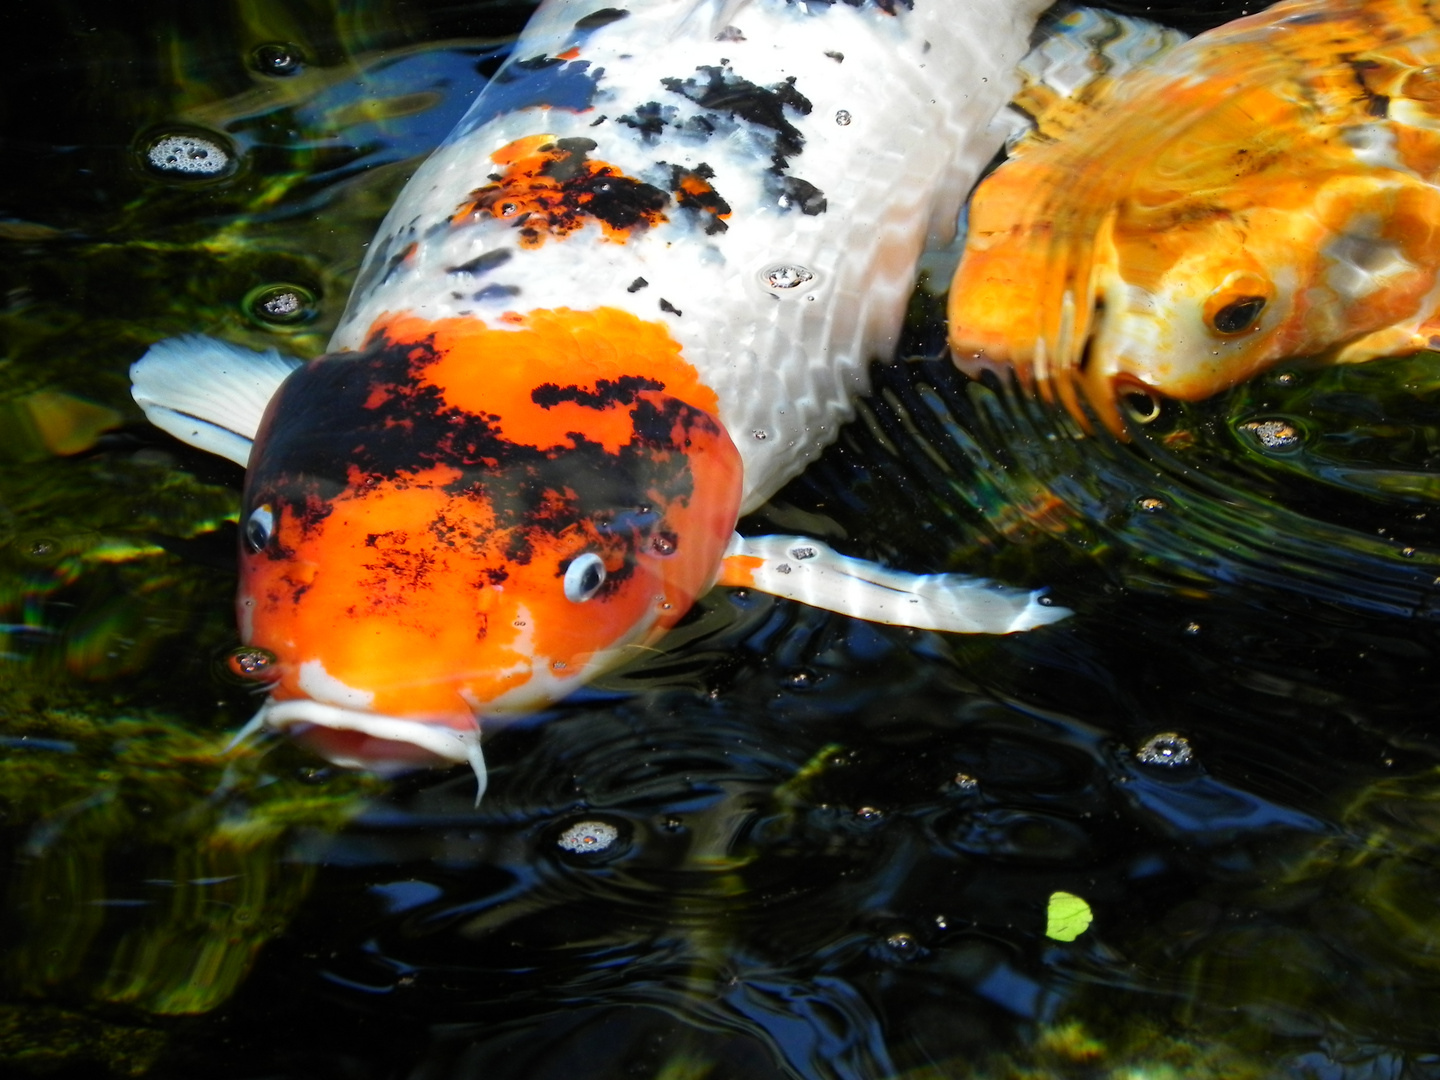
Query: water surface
3 1 1440 1077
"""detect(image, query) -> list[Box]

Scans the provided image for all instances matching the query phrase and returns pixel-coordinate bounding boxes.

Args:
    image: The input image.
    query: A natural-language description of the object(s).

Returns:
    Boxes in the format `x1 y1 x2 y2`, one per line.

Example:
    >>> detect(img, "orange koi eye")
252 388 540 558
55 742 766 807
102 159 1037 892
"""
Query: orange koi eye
244 503 275 553
1210 296 1266 335
1203 272 1272 336
562 552 607 603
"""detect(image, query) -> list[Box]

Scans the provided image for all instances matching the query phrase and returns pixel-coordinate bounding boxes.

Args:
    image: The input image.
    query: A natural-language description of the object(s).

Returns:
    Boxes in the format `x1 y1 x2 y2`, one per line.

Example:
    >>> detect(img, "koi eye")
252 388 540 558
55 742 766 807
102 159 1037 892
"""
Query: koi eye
1209 296 1267 335
245 504 275 553
563 552 607 603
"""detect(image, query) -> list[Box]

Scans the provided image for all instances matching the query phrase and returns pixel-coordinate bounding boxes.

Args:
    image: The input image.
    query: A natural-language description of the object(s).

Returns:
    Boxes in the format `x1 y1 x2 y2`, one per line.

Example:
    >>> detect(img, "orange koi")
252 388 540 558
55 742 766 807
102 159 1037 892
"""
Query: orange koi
950 0 1440 434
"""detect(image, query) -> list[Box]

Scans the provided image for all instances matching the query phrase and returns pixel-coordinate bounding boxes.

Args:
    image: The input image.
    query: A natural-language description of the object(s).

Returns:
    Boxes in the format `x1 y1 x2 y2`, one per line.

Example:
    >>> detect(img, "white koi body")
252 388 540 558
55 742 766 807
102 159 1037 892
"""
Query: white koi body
339 0 1050 509
132 0 1064 790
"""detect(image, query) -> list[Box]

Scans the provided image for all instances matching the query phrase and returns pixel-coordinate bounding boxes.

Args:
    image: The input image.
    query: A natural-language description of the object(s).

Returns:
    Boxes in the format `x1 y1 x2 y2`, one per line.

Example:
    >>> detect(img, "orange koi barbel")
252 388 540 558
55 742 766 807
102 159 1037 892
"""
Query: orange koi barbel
951 0 1440 435
131 0 1063 796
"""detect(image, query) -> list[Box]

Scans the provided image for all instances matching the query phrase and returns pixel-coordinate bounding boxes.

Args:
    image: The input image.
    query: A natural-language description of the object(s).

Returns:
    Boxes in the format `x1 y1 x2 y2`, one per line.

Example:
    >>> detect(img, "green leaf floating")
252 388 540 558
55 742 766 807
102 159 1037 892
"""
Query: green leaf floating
1046 891 1093 942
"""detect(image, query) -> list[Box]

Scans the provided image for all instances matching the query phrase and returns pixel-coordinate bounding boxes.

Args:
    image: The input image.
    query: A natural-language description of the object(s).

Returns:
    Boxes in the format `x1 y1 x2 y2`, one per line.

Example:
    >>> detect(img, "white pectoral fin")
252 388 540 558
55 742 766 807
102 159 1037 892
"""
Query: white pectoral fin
718 534 1070 634
129 335 303 466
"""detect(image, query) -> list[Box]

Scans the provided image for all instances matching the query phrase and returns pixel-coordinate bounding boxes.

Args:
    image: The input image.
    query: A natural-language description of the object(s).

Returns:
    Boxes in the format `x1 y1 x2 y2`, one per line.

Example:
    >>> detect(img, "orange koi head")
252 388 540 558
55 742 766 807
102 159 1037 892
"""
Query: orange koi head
950 0 1440 434
234 308 741 777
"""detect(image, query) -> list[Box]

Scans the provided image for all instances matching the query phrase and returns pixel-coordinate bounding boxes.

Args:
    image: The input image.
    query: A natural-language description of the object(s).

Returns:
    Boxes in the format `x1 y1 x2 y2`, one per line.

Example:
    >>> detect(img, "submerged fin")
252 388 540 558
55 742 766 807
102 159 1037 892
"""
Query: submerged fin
718 534 1070 634
130 335 303 466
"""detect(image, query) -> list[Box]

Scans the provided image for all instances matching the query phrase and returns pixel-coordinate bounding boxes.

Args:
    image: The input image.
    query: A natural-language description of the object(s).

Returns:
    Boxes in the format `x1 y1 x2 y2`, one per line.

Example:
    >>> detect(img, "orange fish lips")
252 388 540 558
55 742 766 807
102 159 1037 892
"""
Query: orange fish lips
231 308 742 773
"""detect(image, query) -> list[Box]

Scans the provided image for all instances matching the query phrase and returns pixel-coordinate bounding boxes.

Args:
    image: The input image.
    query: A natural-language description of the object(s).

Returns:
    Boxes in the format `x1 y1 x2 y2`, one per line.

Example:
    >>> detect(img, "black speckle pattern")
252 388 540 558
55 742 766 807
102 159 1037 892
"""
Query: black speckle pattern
244 329 720 580
660 66 811 161
652 64 827 214
575 7 630 31
447 248 513 276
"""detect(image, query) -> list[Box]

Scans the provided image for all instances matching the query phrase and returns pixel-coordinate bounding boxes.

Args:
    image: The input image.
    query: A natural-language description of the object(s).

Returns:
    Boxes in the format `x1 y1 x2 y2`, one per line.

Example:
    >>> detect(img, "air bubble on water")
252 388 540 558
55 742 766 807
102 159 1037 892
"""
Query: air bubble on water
144 133 232 178
263 292 300 316
835 109 852 125
1136 732 1194 767
227 646 277 680
557 820 619 853
782 668 816 689
751 430 769 441
1184 621 1201 635
884 932 919 959
1240 417 1301 450
856 806 883 822
244 283 318 327
1137 496 1165 512
251 42 306 77
762 264 814 290
952 772 979 791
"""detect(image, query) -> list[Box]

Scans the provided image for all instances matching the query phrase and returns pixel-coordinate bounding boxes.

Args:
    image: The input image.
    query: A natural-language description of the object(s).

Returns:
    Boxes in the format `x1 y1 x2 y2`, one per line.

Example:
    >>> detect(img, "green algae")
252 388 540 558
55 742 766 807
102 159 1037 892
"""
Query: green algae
0 1002 168 1077
0 670 384 1017
0 0 485 1035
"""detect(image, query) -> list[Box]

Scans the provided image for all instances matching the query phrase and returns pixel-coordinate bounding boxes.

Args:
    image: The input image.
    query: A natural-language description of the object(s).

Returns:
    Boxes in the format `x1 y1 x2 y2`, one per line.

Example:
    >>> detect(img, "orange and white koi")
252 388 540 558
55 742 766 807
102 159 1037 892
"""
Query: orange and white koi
951 0 1440 434
131 0 1061 794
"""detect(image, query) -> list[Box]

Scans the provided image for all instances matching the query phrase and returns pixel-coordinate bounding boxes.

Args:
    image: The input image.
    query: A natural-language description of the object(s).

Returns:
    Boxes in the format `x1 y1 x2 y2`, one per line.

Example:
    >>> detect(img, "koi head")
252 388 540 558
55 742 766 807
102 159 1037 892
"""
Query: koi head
234 308 742 775
950 3 1440 434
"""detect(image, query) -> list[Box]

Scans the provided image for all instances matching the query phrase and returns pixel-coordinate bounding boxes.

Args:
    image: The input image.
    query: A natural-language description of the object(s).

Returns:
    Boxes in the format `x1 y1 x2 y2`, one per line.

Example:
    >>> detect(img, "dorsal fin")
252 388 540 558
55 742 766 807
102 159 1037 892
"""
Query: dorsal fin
130 335 303 467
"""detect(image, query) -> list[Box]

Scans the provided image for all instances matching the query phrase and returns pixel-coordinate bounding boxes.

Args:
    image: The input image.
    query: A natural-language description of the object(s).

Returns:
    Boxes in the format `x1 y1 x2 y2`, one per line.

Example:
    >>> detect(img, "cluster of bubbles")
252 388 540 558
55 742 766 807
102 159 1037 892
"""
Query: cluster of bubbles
1134 732 1194 767
762 264 814 290
243 284 319 328
1239 417 1302 451
556 819 620 854
143 133 232 179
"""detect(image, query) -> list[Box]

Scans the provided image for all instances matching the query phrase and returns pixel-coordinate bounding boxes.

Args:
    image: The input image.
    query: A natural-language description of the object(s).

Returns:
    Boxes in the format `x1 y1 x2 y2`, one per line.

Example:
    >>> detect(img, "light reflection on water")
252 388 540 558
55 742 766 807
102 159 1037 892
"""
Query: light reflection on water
4 0 1440 1078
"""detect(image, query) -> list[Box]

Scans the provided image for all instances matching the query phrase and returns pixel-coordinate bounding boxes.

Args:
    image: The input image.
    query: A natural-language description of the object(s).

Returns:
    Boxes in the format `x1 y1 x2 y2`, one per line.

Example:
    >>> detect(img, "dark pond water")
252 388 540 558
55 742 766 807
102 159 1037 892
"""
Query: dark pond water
4 0 1440 1076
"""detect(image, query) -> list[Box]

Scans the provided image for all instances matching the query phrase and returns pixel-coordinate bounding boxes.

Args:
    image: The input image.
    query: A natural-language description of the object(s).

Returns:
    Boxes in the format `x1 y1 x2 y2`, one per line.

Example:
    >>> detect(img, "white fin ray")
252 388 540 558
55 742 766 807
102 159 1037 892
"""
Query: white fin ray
129 335 303 467
724 534 1070 634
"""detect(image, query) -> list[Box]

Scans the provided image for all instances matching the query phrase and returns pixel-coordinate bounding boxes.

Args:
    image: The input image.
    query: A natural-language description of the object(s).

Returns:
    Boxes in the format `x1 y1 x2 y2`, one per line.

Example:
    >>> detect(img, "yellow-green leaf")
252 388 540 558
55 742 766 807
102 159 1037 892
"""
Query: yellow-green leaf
1046 891 1093 942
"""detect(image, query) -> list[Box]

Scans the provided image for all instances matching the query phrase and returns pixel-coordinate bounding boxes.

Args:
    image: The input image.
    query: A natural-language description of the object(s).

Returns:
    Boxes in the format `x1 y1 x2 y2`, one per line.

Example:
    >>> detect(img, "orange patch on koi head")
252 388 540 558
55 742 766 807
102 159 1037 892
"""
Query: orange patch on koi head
451 134 669 247
235 307 741 765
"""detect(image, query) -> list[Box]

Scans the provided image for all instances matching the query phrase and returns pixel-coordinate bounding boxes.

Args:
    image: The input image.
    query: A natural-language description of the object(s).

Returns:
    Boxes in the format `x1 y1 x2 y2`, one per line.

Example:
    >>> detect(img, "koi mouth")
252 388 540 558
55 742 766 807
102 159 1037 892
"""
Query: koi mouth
247 698 489 800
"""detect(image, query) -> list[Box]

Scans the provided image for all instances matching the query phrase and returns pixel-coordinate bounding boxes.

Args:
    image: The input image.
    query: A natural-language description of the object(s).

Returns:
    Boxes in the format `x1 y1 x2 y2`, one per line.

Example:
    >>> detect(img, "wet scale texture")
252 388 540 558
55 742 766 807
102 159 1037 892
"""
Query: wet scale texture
334 0 1046 508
